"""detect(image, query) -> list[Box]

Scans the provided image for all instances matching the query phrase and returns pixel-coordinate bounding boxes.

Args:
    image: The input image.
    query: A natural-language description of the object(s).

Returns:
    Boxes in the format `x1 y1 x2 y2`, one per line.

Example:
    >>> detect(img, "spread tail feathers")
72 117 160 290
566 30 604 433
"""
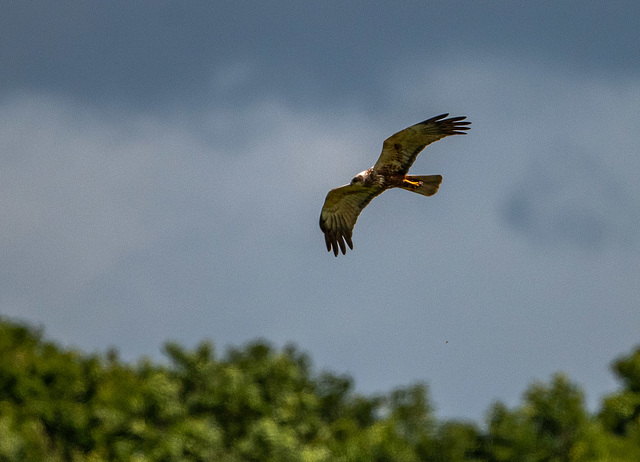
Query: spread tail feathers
400 175 443 197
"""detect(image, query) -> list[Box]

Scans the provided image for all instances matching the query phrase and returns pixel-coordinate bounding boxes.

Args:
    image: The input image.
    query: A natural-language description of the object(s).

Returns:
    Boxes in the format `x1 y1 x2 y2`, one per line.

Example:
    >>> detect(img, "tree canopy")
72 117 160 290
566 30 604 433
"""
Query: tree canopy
1 316 639 461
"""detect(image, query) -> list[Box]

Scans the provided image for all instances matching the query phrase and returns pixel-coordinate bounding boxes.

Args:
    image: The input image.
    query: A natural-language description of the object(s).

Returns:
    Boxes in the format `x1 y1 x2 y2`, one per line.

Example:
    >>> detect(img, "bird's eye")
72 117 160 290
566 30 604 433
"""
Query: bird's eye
351 176 360 185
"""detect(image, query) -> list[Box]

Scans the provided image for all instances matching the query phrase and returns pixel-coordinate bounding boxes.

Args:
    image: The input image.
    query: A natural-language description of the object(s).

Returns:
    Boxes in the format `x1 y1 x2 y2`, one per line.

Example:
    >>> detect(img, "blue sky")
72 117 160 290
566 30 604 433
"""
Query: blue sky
2 1 639 420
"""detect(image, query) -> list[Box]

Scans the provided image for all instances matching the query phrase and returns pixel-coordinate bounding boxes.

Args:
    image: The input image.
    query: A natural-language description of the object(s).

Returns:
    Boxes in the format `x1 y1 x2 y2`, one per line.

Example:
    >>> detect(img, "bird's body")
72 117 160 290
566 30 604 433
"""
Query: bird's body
319 113 470 256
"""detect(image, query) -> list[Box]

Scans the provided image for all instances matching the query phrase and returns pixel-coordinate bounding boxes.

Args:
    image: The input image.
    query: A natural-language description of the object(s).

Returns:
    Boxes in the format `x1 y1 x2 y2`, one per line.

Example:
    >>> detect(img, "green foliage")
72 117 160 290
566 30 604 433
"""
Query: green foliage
600 347 640 436
484 369 640 461
1 317 640 461
485 374 591 461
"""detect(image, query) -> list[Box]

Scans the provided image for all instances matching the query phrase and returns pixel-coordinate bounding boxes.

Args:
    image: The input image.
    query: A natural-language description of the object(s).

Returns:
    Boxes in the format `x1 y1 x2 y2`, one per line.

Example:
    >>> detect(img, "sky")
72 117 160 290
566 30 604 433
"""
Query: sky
1 1 639 421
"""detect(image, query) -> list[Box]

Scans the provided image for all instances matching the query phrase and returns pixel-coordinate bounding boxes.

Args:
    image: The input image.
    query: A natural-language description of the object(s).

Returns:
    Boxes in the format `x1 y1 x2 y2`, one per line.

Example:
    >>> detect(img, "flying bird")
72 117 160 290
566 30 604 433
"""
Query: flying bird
319 113 470 256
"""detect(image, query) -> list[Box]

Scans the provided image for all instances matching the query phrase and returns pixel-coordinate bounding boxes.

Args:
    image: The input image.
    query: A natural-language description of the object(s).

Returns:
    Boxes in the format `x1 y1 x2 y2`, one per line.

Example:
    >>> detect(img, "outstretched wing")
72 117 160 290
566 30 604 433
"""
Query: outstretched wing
319 184 384 256
373 114 470 175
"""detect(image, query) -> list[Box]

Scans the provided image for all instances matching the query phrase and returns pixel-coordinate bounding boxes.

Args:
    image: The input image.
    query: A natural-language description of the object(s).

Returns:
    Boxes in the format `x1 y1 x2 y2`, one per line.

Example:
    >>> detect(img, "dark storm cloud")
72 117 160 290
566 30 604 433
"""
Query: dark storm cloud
2 1 639 109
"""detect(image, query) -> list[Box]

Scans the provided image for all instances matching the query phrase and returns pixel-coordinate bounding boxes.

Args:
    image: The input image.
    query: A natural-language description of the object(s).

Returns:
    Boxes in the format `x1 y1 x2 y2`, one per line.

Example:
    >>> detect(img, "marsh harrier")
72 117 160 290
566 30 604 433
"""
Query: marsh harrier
319 113 470 256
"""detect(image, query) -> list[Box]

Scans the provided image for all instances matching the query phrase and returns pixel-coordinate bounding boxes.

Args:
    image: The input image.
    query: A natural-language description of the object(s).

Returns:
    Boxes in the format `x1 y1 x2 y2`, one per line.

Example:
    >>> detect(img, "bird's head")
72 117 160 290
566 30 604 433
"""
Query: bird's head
350 170 368 186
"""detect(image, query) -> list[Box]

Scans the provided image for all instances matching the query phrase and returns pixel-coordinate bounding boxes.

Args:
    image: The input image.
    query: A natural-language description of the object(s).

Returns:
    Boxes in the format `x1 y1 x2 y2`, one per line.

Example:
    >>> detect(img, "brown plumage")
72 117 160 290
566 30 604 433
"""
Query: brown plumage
319 113 470 256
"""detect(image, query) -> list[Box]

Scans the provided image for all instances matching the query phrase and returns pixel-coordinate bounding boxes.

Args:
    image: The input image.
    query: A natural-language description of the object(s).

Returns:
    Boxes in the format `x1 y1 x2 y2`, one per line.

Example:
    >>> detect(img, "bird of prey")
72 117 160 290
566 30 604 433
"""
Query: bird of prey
319 113 470 256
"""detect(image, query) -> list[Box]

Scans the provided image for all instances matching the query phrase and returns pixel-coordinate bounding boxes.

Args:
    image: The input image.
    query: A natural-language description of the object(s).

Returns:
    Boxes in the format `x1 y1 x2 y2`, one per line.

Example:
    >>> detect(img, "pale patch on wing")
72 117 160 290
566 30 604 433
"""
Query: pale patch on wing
374 113 470 175
319 184 384 256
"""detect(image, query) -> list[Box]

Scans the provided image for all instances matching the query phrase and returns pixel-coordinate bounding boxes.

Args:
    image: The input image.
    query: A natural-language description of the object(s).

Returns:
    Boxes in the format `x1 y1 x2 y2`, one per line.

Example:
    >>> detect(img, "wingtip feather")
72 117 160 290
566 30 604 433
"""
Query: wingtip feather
345 236 353 250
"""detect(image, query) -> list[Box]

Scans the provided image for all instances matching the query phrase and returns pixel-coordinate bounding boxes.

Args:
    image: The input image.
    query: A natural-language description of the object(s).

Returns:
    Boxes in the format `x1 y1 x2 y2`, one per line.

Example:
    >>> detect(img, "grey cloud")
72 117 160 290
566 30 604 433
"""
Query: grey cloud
2 2 639 110
503 147 639 250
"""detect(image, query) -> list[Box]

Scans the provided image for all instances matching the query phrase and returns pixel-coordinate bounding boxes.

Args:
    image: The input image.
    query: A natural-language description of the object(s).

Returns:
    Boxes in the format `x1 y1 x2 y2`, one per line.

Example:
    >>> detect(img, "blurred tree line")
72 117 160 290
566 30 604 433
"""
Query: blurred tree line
1 316 640 461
